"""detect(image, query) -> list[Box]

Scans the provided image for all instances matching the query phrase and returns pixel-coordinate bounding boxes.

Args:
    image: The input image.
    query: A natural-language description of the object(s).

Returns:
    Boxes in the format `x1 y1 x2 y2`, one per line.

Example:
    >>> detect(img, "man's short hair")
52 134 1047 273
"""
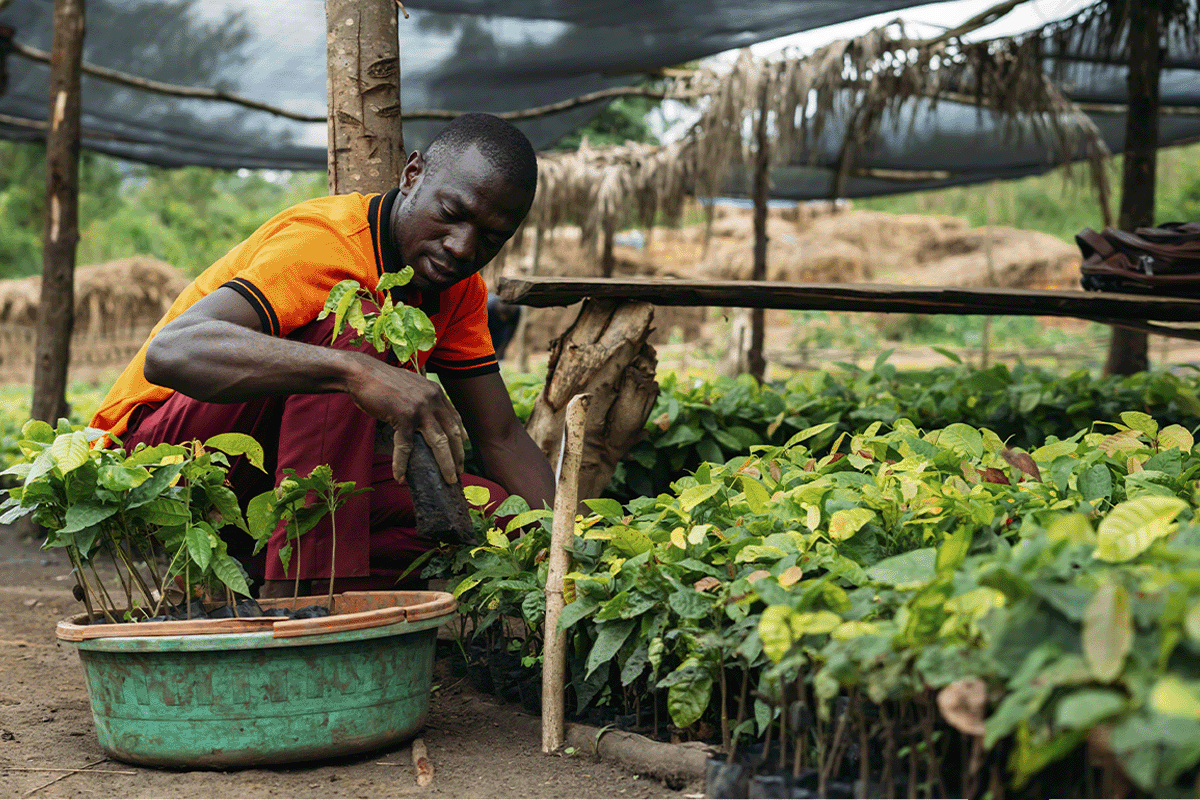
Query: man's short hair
424 113 538 196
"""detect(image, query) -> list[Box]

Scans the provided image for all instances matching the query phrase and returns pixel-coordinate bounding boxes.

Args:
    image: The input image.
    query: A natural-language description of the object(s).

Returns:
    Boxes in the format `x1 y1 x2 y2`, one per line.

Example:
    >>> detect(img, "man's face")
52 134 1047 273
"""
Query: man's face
391 144 532 293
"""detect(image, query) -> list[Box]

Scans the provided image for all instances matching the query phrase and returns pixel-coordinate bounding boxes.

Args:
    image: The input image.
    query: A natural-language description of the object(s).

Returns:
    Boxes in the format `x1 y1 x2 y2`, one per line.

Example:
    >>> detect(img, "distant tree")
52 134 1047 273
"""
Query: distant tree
0 140 124 278
552 94 661 150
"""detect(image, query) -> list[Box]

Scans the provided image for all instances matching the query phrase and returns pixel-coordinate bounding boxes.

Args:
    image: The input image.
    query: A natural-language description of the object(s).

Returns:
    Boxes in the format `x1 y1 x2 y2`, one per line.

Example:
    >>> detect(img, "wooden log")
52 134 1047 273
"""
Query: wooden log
498 276 1200 322
411 737 433 787
564 723 715 788
543 392 590 754
525 298 659 503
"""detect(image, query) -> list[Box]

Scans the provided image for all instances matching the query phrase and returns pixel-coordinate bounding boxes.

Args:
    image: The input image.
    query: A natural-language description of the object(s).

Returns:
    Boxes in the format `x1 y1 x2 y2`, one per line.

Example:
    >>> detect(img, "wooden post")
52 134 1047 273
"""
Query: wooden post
542 392 590 754
31 0 85 425
600 224 616 278
747 74 770 383
1104 0 1162 376
325 0 405 195
981 180 997 370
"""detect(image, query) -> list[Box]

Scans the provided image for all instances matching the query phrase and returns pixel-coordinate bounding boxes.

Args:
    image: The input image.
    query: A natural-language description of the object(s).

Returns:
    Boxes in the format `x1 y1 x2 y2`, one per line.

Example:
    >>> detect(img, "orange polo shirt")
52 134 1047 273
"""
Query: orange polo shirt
92 189 497 437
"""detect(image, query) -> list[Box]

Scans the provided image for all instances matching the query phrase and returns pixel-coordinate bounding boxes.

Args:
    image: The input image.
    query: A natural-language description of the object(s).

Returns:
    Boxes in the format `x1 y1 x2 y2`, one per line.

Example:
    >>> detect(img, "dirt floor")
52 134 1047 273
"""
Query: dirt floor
0 526 696 800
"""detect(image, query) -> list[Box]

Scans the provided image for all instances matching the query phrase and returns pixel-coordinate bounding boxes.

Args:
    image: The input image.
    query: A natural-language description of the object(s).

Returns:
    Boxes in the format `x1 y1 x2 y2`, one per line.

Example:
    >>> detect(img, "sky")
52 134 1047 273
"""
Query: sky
745 0 1096 56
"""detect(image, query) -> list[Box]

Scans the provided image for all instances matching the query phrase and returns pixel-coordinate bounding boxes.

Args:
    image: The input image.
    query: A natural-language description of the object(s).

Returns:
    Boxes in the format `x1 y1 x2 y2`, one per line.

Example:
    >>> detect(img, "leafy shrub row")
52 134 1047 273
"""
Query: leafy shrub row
606 356 1200 501
440 411 1200 797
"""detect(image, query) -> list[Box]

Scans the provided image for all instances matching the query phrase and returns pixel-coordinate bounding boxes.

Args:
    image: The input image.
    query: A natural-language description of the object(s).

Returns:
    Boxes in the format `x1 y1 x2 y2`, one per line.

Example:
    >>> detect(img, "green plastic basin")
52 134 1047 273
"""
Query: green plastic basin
57 591 456 768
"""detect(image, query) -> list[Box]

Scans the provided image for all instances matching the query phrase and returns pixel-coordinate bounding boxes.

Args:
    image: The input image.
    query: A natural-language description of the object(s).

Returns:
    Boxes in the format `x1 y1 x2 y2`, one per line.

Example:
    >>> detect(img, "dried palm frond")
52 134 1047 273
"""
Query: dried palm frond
525 0 1130 267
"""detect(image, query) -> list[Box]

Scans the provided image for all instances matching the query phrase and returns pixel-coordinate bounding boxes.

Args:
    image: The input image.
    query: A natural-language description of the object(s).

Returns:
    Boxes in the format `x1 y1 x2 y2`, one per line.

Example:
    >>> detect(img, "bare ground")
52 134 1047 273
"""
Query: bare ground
0 527 696 800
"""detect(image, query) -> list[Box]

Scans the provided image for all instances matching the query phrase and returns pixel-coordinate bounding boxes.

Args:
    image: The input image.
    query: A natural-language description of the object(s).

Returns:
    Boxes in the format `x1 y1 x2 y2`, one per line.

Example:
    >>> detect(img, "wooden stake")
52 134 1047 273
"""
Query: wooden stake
542 392 591 753
411 738 433 787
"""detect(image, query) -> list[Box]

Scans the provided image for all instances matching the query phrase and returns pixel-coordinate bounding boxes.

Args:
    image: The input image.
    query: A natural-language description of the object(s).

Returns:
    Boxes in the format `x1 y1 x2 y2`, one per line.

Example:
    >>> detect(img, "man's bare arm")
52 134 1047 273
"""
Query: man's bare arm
441 371 555 511
144 287 465 482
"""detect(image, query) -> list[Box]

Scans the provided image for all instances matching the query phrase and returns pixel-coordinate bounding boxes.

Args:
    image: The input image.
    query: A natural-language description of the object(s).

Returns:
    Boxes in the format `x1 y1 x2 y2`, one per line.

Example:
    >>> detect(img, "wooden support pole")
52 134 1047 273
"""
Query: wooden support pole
32 0 84 425
1104 0 1163 377
325 0 404 195
542 392 591 754
748 72 770 383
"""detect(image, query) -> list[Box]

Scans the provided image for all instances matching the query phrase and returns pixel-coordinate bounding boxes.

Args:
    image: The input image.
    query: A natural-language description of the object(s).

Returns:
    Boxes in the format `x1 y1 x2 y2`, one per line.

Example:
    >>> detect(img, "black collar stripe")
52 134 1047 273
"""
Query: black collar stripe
368 188 401 281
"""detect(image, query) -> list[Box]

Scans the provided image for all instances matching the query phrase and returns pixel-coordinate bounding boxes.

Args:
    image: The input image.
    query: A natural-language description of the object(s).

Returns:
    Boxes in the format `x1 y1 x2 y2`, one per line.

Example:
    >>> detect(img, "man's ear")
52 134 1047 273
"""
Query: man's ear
399 151 424 195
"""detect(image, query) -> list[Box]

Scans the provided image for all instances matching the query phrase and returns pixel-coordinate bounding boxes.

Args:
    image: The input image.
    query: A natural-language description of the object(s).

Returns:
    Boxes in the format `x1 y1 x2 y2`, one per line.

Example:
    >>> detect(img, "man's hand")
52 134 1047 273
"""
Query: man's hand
338 354 464 484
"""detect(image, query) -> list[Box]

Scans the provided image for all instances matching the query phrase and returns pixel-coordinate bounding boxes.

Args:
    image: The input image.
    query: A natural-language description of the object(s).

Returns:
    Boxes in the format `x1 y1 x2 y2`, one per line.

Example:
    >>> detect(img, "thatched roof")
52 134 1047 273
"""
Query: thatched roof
0 255 187 336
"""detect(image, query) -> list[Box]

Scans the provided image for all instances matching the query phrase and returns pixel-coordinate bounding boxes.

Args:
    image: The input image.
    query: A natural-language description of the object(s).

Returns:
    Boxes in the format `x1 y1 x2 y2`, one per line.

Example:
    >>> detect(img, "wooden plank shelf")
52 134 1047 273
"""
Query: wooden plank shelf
498 276 1200 322
498 276 1200 342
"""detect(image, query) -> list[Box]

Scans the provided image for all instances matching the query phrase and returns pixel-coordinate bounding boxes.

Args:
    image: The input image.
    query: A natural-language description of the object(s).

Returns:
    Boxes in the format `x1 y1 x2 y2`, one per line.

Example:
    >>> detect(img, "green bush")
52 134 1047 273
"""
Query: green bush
442 410 1200 796
609 357 1200 502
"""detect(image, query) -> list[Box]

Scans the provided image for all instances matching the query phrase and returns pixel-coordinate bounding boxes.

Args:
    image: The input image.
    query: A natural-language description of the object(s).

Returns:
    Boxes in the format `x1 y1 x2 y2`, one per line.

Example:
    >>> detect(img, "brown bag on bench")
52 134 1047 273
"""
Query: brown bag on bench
1079 222 1200 295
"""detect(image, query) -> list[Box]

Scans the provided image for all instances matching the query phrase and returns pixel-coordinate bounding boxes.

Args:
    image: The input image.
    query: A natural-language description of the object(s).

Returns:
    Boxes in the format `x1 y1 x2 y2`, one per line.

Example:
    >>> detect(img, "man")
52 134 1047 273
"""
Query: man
92 113 556 598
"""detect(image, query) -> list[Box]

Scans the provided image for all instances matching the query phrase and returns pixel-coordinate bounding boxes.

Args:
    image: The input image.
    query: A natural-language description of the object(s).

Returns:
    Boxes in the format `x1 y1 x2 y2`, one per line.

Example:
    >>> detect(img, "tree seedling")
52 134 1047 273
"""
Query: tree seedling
248 464 365 609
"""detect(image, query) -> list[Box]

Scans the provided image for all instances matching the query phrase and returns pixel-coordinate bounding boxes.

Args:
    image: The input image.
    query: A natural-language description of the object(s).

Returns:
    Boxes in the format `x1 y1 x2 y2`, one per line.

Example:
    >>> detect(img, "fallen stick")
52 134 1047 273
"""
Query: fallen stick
21 759 117 797
8 767 137 774
412 737 433 787
542 392 591 754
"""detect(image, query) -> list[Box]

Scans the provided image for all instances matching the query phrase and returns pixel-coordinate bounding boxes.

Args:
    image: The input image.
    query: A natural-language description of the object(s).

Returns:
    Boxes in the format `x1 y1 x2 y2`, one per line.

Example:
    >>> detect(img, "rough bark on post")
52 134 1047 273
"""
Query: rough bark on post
525 299 658 504
32 0 84 425
1104 0 1162 376
326 0 404 195
542 392 590 754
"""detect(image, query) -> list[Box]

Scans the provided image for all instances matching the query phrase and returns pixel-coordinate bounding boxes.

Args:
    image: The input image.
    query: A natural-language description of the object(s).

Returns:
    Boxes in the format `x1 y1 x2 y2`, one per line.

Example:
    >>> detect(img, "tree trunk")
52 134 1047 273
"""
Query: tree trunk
525 299 659 504
32 0 84 425
1104 0 1162 376
747 77 770 383
325 0 404 195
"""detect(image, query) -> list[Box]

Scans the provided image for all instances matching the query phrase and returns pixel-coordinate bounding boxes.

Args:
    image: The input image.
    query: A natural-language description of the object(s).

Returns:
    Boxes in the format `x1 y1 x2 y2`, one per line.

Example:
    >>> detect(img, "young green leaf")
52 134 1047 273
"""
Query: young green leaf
205 432 266 472
665 658 714 729
463 485 492 507
678 482 720 513
583 497 624 519
936 526 972 572
1095 496 1188 562
50 430 90 474
1083 582 1132 682
377 267 414 293
936 423 984 459
211 553 252 598
828 508 874 541
186 523 215 572
1119 410 1158 439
